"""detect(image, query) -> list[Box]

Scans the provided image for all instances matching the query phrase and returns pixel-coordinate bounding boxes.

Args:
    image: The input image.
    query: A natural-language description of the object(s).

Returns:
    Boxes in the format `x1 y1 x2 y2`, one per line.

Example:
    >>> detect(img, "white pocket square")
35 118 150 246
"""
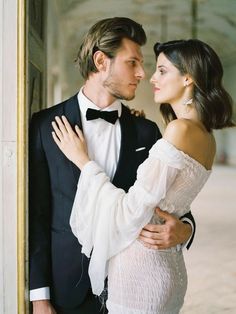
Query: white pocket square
135 147 146 152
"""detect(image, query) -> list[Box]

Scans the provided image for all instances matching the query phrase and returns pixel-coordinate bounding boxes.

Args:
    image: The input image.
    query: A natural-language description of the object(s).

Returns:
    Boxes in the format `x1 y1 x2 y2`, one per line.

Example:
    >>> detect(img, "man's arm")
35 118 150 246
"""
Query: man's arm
29 114 54 312
138 208 194 250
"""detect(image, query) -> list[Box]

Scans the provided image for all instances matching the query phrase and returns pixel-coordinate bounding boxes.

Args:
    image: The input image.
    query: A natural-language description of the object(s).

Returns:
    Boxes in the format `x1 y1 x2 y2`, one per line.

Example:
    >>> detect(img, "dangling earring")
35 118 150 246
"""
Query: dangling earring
182 98 193 115
183 98 193 106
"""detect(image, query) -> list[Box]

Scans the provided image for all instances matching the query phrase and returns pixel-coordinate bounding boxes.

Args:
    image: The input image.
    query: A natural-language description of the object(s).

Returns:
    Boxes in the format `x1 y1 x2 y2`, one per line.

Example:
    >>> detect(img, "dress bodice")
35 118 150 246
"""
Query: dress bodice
148 139 211 223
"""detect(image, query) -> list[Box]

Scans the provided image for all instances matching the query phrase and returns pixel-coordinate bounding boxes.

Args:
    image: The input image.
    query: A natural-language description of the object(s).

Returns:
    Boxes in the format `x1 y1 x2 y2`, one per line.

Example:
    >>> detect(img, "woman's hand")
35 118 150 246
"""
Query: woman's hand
52 115 90 170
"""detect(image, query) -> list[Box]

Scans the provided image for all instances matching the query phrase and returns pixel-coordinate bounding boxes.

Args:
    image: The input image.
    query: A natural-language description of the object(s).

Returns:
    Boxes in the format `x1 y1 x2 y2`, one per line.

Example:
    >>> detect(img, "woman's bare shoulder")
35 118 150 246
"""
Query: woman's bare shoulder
163 119 193 150
163 119 216 169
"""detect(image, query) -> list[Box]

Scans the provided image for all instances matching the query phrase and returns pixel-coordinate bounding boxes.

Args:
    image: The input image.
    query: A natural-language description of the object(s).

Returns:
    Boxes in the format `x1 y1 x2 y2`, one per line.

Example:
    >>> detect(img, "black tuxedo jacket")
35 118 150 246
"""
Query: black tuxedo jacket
29 94 195 308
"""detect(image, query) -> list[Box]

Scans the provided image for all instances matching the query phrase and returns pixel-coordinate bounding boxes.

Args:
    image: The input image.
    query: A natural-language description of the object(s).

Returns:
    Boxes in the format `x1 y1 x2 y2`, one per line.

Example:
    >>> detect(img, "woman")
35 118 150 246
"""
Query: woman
52 39 234 313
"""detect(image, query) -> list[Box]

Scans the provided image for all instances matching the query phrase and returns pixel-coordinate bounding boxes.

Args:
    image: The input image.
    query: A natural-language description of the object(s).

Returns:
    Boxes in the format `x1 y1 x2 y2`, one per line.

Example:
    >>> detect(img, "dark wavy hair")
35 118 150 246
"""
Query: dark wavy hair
154 39 235 131
76 17 147 80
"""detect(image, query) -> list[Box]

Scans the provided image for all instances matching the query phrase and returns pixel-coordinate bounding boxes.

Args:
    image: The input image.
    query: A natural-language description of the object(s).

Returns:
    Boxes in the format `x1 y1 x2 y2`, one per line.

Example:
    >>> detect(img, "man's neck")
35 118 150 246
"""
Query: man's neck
83 78 116 109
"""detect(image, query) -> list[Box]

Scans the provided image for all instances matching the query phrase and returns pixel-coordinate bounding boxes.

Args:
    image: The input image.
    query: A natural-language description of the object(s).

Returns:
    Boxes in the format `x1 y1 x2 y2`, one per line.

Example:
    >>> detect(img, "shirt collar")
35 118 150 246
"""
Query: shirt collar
78 87 122 118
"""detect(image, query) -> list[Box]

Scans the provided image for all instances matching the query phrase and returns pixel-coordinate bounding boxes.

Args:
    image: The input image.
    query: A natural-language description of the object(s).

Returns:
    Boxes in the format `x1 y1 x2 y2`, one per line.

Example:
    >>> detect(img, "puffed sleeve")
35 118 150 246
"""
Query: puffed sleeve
70 139 185 295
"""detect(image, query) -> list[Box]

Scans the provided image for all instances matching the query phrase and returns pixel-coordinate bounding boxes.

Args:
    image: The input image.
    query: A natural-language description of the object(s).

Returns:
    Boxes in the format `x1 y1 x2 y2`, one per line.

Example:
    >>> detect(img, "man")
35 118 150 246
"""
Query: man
29 17 194 314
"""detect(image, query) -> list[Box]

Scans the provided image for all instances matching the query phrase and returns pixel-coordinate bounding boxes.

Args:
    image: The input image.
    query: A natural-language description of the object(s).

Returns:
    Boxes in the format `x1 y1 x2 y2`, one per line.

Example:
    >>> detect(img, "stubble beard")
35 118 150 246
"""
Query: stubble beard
103 68 135 101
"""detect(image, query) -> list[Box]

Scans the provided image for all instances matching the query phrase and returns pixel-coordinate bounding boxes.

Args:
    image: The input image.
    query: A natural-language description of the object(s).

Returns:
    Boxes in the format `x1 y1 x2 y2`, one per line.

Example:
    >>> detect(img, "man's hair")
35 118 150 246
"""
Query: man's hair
76 17 147 79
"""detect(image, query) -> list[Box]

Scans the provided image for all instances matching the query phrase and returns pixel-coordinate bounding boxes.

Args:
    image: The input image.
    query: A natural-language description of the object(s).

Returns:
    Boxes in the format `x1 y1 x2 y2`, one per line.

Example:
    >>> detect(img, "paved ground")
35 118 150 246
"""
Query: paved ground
180 165 236 314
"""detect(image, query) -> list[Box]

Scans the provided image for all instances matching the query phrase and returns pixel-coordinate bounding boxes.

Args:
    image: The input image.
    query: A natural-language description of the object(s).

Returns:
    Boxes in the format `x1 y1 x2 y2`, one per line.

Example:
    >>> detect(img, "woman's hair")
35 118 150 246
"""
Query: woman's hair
76 17 146 80
154 39 235 131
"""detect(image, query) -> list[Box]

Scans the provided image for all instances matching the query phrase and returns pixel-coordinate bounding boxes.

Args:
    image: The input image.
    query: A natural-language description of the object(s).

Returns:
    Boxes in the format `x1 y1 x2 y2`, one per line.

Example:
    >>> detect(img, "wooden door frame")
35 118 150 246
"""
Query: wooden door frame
17 0 27 312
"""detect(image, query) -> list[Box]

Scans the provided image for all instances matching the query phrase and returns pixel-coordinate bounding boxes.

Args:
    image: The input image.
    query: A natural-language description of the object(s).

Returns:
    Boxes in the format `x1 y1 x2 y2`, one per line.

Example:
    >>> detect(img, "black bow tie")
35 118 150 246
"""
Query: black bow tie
86 108 119 124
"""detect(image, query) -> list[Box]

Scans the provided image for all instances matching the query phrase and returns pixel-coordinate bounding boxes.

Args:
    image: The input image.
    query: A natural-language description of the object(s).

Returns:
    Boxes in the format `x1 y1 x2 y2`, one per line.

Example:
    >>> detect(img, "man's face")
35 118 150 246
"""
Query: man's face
103 38 145 101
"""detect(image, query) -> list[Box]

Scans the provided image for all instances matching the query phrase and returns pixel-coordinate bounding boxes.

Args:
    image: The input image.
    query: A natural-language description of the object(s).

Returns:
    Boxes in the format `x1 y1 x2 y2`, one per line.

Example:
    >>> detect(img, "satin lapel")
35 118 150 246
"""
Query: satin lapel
112 105 137 189
63 94 83 182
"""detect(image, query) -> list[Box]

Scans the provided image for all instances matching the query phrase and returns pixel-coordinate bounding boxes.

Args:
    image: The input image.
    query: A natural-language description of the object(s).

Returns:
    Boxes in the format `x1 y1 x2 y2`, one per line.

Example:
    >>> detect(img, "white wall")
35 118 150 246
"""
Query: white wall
223 60 236 165
0 0 18 313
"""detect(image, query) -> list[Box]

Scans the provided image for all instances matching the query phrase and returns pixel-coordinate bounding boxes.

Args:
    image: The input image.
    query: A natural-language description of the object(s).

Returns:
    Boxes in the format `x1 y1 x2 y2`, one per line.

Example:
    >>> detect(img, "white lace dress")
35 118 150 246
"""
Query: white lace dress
70 139 211 314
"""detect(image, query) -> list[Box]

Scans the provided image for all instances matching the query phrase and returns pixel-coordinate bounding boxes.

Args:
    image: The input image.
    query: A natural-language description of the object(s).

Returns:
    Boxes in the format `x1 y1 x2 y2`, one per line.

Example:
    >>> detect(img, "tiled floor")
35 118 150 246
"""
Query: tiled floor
180 165 236 314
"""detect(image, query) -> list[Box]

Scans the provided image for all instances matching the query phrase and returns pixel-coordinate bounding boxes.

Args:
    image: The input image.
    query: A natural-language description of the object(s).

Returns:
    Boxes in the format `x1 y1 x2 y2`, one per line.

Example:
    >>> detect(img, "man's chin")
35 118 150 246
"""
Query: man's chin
123 93 135 101
112 91 136 101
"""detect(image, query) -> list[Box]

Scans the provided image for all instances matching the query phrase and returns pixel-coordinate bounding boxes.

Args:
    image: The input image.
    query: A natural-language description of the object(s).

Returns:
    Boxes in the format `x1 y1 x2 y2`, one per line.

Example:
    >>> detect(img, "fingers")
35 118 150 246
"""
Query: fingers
55 116 68 137
51 116 83 141
142 223 165 233
61 115 74 134
75 125 84 141
155 207 175 221
139 223 172 250
52 120 63 141
138 236 165 250
139 228 164 241
52 131 61 148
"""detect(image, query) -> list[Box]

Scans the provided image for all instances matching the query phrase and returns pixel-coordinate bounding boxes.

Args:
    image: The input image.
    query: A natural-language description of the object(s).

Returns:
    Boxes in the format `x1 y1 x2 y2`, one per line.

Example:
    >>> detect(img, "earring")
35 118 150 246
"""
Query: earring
184 81 188 87
183 98 193 106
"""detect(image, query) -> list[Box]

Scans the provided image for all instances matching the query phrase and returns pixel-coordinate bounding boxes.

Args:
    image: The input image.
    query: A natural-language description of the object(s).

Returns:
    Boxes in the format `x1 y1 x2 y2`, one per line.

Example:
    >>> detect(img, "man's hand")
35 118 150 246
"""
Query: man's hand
138 208 192 249
32 300 57 314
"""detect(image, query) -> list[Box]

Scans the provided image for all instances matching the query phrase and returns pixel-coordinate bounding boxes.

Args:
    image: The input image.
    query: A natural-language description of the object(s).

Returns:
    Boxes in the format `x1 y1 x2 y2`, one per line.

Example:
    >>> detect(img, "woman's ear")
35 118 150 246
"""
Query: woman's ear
93 50 108 72
183 75 193 87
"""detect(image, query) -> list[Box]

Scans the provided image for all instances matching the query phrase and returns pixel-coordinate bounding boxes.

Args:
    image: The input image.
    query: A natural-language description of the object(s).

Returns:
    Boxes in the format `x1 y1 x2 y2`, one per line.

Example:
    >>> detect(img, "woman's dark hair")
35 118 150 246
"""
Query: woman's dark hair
154 39 235 131
76 17 146 80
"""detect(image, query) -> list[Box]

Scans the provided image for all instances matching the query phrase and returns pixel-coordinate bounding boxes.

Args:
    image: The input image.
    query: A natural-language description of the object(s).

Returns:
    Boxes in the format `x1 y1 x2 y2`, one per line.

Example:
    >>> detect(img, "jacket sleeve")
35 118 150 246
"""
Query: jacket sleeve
29 113 52 290
180 211 196 249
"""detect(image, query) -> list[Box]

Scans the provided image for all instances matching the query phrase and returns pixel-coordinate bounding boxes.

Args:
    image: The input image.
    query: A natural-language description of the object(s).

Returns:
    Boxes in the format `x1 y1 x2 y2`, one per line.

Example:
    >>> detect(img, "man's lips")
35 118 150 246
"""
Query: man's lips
129 83 138 88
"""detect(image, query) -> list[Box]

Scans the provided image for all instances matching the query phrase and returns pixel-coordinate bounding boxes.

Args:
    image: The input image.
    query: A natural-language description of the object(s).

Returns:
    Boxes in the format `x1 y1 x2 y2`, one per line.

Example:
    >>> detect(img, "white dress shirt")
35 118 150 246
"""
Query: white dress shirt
78 89 122 179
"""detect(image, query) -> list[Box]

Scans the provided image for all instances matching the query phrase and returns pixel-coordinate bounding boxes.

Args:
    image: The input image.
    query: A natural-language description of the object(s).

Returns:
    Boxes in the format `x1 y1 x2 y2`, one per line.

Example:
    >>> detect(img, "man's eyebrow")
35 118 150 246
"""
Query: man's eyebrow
129 56 144 63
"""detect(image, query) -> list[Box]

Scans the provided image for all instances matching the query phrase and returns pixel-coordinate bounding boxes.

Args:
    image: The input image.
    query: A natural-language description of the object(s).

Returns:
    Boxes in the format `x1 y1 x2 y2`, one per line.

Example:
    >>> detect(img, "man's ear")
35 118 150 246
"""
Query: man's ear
93 50 108 72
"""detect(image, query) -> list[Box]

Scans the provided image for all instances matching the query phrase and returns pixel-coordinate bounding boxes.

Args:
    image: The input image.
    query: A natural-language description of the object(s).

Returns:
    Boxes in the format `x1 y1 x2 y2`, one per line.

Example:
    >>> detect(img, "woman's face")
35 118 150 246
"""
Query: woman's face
150 52 186 105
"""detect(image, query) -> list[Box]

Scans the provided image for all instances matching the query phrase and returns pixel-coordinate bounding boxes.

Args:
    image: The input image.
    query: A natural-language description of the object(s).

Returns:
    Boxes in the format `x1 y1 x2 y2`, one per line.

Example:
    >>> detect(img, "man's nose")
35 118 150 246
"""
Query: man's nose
136 64 145 80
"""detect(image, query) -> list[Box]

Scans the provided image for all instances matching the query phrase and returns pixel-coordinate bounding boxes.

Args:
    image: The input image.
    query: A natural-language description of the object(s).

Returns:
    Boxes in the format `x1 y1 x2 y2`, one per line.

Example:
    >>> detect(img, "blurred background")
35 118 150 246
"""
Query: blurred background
29 0 236 164
28 1 236 313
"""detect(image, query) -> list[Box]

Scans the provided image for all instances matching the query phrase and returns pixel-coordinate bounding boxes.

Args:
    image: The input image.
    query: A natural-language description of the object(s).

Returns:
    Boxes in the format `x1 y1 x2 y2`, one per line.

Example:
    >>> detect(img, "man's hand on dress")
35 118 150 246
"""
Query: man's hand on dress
32 300 57 314
138 208 192 249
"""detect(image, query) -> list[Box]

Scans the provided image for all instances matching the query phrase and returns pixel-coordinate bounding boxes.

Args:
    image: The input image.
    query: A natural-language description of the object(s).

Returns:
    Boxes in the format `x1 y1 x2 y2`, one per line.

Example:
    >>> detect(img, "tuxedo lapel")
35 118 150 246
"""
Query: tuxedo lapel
112 105 137 190
63 94 83 128
63 94 83 182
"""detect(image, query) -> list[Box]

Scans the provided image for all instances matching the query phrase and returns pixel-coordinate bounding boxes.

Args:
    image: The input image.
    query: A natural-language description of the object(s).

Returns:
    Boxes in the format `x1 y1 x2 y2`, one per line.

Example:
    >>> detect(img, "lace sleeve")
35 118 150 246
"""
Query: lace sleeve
70 139 185 295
